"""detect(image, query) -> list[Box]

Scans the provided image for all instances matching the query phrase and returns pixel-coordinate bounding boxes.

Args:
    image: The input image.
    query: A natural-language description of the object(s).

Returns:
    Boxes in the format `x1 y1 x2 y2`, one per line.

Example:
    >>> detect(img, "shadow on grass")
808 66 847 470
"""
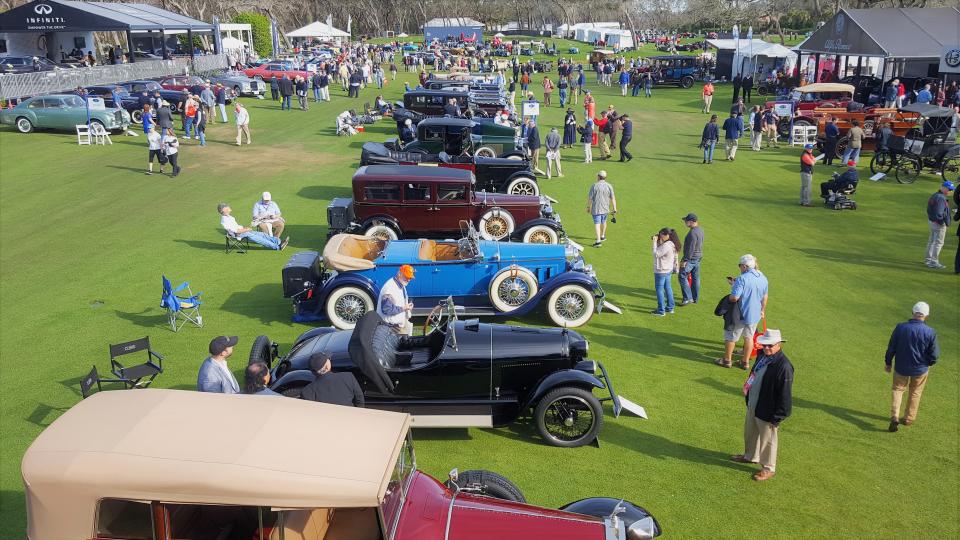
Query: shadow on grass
792 247 917 271
589 321 719 363
707 193 796 207
412 427 473 441
2 490 26 536
220 282 291 325
106 164 150 174
298 184 351 201
174 238 230 251
114 308 166 329
696 377 889 432
26 403 70 427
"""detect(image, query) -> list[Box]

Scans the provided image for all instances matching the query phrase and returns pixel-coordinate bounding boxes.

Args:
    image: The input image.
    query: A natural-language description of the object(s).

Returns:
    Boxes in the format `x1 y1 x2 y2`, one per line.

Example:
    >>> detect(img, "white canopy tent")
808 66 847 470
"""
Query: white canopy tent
733 41 797 77
286 21 350 43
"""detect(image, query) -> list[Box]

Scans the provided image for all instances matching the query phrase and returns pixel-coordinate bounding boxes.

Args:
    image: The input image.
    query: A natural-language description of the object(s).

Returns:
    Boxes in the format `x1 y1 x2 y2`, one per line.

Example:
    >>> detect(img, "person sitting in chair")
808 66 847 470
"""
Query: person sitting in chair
218 203 288 251
252 191 285 238
821 160 859 199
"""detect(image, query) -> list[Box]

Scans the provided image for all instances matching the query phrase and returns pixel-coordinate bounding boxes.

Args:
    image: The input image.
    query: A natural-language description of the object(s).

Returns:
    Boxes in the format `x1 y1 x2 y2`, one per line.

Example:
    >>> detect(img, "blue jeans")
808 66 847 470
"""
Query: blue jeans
841 146 861 164
559 88 567 107
654 272 675 313
197 129 206 146
241 231 281 250
282 95 291 110
313 87 321 101
678 259 700 302
703 141 716 162
645 87 652 97
632 84 640 97
184 116 194 138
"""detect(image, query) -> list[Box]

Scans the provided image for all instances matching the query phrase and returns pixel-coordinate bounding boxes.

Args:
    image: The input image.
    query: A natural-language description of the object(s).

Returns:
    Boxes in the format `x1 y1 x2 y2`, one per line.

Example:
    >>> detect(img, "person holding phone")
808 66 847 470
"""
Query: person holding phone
651 228 681 316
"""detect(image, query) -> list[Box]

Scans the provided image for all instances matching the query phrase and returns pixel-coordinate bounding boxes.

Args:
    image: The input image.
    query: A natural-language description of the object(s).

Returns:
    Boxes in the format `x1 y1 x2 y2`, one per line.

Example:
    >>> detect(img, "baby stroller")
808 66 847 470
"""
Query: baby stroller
823 172 858 210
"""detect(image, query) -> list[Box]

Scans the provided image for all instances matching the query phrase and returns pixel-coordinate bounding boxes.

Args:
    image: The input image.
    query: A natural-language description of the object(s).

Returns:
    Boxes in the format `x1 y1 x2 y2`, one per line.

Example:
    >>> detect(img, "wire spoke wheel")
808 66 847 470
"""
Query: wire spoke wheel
870 150 894 174
527 229 554 243
895 157 921 184
554 290 586 321
335 294 367 323
497 277 531 307
941 155 960 185
542 396 595 443
483 216 509 238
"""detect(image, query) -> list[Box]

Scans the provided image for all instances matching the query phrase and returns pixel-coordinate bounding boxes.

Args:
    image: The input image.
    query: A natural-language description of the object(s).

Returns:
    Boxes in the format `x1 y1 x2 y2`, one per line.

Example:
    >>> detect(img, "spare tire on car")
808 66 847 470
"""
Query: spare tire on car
444 470 526 503
249 335 272 366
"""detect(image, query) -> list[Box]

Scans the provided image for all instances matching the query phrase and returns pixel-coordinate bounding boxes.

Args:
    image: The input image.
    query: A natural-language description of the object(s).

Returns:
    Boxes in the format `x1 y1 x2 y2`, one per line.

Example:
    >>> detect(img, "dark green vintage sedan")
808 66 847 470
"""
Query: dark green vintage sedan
392 117 525 158
1 94 130 134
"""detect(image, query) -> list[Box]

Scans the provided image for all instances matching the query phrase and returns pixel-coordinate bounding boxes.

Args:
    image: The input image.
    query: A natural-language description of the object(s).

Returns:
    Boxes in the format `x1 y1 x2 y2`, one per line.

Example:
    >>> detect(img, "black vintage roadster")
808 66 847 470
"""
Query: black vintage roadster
253 299 622 448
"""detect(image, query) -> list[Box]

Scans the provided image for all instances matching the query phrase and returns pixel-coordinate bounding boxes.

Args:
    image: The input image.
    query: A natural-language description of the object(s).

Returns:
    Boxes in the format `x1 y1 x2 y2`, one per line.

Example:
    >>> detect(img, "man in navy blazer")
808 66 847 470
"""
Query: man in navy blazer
197 336 240 394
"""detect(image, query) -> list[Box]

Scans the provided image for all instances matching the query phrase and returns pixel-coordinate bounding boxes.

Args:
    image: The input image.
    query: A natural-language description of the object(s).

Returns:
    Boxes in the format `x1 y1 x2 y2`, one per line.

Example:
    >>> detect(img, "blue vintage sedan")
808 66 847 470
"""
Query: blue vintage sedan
282 229 615 329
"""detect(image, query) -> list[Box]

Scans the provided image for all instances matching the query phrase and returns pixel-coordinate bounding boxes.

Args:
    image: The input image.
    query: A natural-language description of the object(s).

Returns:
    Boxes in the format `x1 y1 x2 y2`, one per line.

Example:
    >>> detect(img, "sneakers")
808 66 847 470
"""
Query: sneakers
680 299 695 306
592 241 602 247
145 171 152 175
279 237 290 251
927 262 945 269
888 420 899 432
650 310 665 316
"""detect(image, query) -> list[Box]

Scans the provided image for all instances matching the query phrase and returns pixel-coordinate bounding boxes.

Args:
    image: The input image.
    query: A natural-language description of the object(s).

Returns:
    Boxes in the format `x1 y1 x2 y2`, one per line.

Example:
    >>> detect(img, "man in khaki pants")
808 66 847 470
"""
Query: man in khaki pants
234 102 251 146
885 301 940 432
731 329 793 482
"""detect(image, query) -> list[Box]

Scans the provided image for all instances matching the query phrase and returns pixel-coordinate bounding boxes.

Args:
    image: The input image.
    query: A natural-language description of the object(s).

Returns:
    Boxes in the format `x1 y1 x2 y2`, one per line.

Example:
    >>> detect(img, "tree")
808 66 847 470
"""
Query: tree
233 12 273 57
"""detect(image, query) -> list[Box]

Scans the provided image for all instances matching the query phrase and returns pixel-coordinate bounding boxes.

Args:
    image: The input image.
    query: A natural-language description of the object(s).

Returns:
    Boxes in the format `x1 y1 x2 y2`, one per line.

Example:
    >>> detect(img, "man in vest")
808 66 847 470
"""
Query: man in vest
378 264 415 335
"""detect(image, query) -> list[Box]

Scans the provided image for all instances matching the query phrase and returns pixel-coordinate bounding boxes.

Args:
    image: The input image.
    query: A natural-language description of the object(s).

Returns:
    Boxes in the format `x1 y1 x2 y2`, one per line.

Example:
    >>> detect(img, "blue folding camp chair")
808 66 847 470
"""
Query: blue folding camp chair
161 275 203 332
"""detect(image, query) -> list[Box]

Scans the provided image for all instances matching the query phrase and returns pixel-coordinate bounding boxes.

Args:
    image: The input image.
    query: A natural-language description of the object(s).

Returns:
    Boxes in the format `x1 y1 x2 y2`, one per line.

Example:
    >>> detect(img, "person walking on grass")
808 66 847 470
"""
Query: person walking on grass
587 170 616 247
296 76 309 111
146 125 164 175
563 108 577 149
822 116 839 165
799 143 815 206
643 71 653 98
579 118 594 163
731 328 793 482
526 119 544 176
701 114 719 164
762 106 779 148
215 84 228 122
619 69 630 96
234 102 251 146
702 81 714 113
750 106 763 151
925 181 954 269
885 301 940 432
618 114 633 162
678 213 703 306
279 75 294 110
716 254 768 370
194 104 207 147
161 128 181 177
841 120 864 165
651 228 681 316
722 112 743 161
542 76 554 106
545 127 562 179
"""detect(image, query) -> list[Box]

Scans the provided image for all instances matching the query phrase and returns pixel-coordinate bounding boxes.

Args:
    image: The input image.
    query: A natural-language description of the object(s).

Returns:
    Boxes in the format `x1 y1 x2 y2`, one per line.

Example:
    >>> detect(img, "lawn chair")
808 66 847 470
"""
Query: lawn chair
76 124 91 146
80 365 126 398
225 230 250 253
108 336 164 388
90 122 113 145
161 275 203 332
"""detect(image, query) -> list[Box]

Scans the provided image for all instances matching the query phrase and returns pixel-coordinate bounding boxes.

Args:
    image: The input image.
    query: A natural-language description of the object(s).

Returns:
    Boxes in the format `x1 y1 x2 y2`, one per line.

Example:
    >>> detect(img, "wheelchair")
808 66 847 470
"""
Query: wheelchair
822 173 858 210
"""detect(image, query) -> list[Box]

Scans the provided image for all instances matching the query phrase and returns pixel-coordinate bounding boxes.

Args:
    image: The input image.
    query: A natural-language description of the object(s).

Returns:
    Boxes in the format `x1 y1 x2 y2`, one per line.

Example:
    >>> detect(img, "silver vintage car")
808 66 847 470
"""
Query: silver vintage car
209 69 264 96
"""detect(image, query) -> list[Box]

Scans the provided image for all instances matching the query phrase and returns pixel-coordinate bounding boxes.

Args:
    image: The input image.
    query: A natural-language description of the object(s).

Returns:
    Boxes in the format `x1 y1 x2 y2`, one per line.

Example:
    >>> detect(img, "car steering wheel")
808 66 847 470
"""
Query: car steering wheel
423 304 446 335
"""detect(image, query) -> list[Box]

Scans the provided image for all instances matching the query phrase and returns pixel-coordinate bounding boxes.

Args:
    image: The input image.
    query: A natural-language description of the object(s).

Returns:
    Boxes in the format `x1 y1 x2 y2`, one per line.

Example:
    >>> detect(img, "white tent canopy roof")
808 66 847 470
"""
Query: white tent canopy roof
706 38 768 51
286 21 349 38
736 42 796 58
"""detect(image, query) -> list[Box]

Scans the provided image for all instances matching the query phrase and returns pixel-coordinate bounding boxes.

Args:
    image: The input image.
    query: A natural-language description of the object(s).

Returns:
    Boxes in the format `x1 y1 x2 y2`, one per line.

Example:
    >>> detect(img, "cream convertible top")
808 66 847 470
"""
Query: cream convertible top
794 83 856 95
22 389 412 539
322 234 385 272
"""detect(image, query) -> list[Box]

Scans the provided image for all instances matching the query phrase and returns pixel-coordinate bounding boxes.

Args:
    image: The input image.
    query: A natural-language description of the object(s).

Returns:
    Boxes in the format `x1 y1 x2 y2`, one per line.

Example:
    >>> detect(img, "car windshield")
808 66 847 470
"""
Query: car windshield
63 96 84 107
379 434 415 539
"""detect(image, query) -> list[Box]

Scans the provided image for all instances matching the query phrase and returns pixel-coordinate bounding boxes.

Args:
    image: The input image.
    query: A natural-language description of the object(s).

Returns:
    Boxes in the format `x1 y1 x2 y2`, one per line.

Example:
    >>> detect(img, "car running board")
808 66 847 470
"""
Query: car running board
411 414 494 428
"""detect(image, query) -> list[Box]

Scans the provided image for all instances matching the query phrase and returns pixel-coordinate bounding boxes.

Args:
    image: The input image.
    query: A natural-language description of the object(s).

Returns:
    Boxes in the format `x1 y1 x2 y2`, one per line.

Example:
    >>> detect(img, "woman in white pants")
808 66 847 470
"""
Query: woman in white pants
579 119 594 163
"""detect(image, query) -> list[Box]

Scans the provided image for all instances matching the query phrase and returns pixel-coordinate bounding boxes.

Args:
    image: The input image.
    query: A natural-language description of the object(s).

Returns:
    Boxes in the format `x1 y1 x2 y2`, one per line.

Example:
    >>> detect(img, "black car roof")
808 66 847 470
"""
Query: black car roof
418 117 475 128
406 89 469 97
649 55 694 60
356 165 475 184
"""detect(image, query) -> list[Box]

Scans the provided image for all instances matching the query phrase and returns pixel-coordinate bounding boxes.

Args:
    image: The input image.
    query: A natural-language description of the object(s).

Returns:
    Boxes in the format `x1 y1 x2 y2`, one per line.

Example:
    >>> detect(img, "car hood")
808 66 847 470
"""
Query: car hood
448 495 603 539
481 239 566 261
472 192 539 206
287 328 354 368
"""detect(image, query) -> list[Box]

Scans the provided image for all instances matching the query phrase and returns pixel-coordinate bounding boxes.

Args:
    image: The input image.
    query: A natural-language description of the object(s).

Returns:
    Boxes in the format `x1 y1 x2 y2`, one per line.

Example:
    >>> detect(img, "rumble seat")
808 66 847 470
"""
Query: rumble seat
323 234 385 272
418 239 461 261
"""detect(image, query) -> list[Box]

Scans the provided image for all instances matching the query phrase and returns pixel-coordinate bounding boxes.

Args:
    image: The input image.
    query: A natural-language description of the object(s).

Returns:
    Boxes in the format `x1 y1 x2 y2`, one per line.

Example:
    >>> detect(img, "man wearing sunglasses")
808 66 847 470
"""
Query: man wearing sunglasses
731 328 794 482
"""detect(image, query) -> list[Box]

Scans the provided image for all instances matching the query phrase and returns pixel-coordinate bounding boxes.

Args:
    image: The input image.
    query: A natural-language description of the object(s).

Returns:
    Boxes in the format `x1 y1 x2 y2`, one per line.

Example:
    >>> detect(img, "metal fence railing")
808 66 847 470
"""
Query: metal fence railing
0 54 229 100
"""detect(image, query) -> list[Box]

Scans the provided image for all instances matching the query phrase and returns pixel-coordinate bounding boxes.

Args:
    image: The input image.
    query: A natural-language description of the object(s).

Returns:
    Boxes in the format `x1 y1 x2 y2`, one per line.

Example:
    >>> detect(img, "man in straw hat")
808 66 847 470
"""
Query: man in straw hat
885 301 940 432
730 328 793 482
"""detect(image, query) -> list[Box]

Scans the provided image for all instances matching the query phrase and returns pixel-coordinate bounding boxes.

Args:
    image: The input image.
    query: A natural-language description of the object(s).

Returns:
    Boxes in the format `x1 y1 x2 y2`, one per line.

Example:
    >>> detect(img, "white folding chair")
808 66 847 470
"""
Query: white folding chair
91 123 113 145
76 124 91 146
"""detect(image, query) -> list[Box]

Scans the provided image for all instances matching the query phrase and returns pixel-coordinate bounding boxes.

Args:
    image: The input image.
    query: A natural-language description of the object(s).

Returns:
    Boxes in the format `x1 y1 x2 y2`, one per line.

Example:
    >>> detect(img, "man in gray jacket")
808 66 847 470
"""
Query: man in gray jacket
545 127 562 179
197 336 240 394
925 181 954 269
678 213 703 305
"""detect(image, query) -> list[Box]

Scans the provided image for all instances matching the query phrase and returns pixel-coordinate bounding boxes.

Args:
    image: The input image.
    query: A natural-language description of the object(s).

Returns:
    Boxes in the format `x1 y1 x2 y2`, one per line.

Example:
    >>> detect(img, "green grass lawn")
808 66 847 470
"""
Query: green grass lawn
1 48 957 539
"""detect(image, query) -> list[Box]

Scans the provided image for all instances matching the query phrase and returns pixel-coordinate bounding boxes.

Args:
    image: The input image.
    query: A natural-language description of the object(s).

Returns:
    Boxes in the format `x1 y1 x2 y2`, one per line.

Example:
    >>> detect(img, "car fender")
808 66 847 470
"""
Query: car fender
511 217 563 237
316 273 379 308
271 368 315 393
359 215 403 235
508 271 599 317
522 369 605 411
505 169 536 182
292 326 339 348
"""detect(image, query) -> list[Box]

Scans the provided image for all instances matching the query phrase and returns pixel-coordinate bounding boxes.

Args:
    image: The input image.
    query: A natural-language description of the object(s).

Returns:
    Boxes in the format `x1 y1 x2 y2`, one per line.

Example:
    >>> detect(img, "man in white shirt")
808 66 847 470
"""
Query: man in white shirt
377 265 415 335
218 203 288 250
197 336 240 393
252 191 285 237
234 102 251 146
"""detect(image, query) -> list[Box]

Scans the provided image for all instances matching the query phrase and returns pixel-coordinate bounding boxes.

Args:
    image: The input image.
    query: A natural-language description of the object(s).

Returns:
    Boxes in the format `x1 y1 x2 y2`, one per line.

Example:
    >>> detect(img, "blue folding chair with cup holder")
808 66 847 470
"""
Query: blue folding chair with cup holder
161 275 203 332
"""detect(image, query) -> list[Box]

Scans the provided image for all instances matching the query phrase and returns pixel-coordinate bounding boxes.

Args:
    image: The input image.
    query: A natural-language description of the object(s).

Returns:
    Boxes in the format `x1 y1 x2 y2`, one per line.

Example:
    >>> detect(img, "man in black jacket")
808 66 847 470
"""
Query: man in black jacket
731 329 793 482
301 353 364 408
278 75 294 110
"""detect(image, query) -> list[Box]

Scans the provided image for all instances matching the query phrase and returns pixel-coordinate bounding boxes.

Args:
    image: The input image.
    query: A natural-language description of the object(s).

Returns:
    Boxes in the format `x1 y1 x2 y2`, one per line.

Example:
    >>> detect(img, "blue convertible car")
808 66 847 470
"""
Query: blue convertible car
282 228 617 329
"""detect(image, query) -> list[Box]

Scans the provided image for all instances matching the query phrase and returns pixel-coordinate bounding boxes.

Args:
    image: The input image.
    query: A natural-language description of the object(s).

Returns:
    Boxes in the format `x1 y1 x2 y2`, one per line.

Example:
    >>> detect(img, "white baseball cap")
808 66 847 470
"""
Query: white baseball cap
739 254 756 268
262 191 271 201
597 170 607 178
912 301 930 317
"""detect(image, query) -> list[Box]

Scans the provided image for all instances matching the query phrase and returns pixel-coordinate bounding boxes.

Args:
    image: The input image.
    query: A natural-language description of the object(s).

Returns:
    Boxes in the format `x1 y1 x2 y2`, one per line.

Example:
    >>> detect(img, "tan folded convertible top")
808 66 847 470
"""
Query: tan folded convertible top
322 234 385 271
22 389 411 539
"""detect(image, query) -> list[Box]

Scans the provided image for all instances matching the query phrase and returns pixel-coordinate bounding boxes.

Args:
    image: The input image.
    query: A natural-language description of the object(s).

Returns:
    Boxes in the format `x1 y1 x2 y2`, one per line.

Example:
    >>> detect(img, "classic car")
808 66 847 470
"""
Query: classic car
401 89 507 117
403 42 420 51
328 165 561 243
422 78 504 94
159 74 208 92
387 117 525 159
0 55 65 73
119 80 187 116
262 298 624 448
209 69 265 96
765 82 855 113
23 389 661 539
589 49 615 64
647 55 703 88
83 85 144 120
360 142 540 195
284 227 612 329
0 94 130 133
243 61 311 81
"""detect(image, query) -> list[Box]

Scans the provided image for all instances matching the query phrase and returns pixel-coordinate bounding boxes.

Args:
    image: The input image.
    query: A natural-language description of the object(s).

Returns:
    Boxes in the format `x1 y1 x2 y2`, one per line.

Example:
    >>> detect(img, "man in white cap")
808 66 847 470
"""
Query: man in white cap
586 170 617 247
252 191 284 238
731 328 793 482
884 301 940 432
717 254 768 370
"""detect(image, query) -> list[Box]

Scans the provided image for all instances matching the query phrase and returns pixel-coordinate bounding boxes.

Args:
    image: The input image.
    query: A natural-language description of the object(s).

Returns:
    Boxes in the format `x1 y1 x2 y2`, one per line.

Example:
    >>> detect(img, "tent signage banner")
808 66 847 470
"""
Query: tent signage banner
797 10 887 57
0 0 117 32
940 46 960 74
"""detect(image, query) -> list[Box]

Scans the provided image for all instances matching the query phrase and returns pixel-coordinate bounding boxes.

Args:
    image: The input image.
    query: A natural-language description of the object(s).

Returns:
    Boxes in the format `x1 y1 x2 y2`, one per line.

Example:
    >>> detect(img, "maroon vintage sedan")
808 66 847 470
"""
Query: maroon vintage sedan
327 165 566 244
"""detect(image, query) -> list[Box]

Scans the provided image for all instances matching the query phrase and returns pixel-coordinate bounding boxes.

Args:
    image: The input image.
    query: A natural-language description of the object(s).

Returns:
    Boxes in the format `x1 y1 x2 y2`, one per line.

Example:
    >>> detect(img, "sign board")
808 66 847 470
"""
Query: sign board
86 96 105 110
773 101 793 118
939 46 960 74
521 100 540 117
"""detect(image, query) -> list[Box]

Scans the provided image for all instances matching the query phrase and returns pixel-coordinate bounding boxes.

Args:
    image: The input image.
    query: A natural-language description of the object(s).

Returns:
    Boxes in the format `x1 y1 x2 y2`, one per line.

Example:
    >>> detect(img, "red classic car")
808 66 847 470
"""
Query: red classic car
23 389 662 540
764 82 855 112
328 165 566 244
158 74 207 92
243 62 311 81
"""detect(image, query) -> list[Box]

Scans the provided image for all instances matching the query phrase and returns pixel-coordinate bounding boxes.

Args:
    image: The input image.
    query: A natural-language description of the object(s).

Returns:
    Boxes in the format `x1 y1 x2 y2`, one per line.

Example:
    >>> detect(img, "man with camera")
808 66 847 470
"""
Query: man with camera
586 170 617 247
252 191 285 238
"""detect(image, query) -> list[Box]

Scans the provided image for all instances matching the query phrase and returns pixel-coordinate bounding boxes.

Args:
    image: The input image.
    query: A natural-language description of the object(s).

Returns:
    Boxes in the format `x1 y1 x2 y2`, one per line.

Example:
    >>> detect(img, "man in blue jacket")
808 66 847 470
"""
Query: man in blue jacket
925 181 954 268
885 301 940 432
722 112 743 161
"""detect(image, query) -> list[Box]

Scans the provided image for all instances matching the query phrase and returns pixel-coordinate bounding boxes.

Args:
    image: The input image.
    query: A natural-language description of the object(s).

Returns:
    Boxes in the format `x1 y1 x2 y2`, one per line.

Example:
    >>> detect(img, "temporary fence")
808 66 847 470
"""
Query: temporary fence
0 54 228 100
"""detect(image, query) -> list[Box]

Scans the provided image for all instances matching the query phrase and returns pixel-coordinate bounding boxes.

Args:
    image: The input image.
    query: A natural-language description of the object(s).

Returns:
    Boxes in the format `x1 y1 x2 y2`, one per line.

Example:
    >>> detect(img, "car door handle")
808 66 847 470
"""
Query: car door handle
433 268 440 273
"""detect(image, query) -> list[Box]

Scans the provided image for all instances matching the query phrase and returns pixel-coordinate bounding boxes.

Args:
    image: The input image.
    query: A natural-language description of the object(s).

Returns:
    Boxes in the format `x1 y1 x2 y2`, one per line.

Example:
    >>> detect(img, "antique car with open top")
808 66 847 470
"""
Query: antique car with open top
386 117 525 159
282 229 615 329
23 389 661 539
360 143 540 195
327 165 559 241
259 298 626 447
